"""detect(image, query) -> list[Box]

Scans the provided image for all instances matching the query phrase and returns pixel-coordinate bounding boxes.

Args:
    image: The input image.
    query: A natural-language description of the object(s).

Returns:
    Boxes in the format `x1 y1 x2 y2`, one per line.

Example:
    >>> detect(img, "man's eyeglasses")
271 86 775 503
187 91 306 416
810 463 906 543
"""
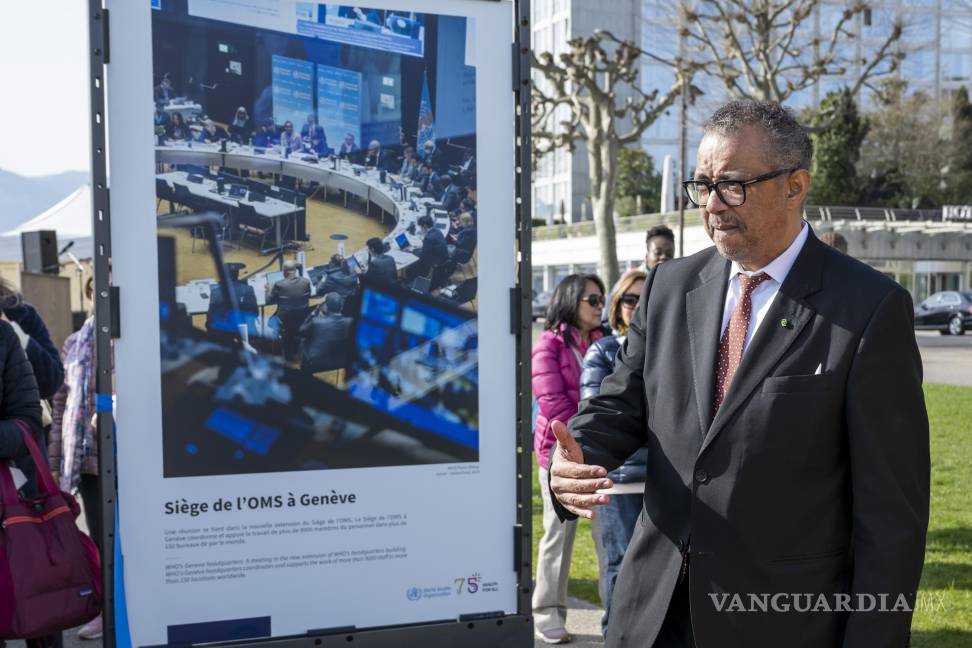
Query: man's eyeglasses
682 168 797 208
619 294 639 308
580 294 605 308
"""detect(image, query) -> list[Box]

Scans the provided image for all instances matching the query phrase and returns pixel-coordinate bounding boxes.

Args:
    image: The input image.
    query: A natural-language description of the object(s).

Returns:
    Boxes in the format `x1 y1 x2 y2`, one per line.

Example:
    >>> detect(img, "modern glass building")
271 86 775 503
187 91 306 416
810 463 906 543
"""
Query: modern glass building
531 0 972 224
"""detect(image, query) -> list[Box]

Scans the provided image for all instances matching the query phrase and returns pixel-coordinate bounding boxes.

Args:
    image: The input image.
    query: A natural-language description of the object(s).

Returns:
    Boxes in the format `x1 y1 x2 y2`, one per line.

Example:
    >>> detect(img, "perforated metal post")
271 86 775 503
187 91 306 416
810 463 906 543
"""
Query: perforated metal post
88 2 118 648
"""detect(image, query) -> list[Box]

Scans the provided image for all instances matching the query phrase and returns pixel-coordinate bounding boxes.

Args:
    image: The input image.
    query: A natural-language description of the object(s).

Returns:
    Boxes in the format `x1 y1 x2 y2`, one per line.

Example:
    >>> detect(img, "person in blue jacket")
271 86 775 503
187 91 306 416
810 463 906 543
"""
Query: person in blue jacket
578 269 647 639
1 282 64 400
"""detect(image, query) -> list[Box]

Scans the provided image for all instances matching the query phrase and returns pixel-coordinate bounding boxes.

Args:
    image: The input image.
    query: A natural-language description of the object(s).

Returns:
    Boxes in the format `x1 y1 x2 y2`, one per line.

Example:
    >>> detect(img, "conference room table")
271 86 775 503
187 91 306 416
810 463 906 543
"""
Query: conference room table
156 141 453 315
157 170 304 254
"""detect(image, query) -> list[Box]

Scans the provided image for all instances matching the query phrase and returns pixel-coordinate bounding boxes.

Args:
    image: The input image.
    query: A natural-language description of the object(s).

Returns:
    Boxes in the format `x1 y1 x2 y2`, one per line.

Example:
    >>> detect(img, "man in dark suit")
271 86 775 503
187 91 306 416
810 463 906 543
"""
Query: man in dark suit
298 292 352 374
362 140 389 170
266 260 311 361
364 237 398 285
548 100 929 648
405 215 448 282
338 133 358 159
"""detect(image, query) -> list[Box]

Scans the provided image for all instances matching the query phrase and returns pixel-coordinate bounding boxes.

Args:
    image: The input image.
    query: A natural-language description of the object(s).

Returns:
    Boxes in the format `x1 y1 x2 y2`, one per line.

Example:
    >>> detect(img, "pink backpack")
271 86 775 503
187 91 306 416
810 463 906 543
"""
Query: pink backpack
0 419 101 639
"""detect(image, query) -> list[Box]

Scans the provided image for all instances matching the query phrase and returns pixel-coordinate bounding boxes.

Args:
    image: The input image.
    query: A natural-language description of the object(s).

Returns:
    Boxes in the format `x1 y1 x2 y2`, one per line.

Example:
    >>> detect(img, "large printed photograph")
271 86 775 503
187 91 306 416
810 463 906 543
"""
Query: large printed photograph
151 1 480 477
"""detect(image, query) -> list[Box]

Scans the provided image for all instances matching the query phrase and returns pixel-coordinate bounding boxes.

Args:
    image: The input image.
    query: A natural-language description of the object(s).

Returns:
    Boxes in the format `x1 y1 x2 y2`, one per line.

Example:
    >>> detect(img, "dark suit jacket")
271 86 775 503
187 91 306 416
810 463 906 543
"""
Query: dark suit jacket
417 228 448 268
299 313 352 373
362 149 389 170
557 231 929 648
365 253 398 285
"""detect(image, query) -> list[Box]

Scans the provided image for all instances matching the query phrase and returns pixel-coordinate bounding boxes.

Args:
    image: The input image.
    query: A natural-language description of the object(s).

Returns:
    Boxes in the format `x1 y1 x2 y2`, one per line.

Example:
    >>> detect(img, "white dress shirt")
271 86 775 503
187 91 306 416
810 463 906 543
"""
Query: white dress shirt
719 221 809 354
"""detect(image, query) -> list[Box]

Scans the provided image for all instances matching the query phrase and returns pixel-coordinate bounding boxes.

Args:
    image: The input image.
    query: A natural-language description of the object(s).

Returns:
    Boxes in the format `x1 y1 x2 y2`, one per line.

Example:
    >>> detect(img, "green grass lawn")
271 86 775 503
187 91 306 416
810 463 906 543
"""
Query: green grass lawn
532 383 972 645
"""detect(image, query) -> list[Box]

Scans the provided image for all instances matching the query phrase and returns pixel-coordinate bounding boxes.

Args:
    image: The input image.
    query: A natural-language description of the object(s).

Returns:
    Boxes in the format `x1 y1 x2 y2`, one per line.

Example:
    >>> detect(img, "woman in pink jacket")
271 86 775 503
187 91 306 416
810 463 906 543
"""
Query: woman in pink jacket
532 273 607 644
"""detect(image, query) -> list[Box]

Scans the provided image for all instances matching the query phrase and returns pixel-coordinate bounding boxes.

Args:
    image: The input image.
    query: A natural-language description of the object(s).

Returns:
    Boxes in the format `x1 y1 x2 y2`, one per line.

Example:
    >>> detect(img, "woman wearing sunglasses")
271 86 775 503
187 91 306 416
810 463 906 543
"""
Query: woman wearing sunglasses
532 273 608 644
578 270 648 639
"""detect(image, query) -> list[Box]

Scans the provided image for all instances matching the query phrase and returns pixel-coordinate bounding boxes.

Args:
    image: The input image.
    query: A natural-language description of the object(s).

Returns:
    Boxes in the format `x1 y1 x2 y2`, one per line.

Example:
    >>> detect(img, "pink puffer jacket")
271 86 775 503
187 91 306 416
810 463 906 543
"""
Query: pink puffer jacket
532 323 603 469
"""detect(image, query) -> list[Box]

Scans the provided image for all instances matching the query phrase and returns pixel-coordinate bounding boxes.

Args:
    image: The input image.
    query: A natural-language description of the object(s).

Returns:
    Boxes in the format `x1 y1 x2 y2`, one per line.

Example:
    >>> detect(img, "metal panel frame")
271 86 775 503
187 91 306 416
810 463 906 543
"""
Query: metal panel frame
90 0 533 646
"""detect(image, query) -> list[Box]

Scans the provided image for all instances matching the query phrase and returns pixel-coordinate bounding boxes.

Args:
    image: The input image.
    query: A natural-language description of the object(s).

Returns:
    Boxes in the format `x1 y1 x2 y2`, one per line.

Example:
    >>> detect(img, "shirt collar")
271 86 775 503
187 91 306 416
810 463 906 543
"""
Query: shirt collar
730 220 809 285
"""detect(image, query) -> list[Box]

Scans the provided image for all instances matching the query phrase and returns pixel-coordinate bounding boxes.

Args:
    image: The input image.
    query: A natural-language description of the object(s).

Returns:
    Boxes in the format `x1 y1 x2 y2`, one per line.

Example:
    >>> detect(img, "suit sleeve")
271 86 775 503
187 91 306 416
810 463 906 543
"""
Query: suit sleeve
841 286 929 648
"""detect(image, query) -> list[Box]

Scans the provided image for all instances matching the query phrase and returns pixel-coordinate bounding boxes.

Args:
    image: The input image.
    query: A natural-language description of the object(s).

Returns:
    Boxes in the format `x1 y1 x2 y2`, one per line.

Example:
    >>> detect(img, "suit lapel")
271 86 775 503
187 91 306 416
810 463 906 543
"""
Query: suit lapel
685 252 731 439
699 231 826 457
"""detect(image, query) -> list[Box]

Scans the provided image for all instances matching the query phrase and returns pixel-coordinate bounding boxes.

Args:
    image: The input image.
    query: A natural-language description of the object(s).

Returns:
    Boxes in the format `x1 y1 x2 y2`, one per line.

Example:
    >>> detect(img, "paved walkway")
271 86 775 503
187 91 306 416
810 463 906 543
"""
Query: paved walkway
915 331 972 387
533 597 605 648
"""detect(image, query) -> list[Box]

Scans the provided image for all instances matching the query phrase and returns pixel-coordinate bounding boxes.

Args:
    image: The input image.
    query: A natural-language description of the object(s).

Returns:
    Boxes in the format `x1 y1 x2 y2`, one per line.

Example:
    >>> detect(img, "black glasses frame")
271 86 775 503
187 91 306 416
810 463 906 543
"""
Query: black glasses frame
619 294 640 307
580 294 606 308
682 167 798 208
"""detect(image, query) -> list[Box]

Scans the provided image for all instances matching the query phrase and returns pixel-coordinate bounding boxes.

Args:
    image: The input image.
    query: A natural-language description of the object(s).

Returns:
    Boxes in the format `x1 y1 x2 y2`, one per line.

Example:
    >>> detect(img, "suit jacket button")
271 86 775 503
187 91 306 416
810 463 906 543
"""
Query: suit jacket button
694 469 709 484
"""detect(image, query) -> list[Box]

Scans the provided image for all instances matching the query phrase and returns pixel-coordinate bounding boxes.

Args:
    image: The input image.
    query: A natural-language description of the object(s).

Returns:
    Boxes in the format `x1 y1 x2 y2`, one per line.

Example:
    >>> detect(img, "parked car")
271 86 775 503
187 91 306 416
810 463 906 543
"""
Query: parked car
914 291 972 335
532 290 552 320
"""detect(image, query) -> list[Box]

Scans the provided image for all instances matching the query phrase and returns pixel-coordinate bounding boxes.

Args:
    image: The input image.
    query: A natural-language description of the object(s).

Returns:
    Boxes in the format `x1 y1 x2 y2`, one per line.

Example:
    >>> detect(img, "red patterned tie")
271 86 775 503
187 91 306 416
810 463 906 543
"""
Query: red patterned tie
714 272 772 413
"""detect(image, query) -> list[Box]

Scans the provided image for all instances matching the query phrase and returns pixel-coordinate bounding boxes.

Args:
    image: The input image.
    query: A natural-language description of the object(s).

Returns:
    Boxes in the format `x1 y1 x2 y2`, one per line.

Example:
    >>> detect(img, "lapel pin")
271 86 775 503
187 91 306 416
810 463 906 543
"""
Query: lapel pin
780 318 791 329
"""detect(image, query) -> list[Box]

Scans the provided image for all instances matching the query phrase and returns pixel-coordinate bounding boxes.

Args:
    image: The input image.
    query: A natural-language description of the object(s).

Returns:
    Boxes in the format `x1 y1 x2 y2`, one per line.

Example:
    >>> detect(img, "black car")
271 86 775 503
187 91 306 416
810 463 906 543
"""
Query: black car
914 290 972 335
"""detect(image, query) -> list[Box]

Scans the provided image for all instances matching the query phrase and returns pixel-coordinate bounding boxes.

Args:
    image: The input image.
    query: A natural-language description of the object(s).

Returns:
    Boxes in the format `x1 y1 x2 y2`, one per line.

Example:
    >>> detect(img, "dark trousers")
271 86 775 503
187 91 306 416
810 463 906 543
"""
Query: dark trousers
652 571 696 648
278 309 306 361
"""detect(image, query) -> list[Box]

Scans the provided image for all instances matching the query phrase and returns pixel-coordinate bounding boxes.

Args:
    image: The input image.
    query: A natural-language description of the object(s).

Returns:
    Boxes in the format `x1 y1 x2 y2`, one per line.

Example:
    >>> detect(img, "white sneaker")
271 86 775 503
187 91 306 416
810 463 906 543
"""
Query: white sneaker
78 614 103 640
535 626 571 644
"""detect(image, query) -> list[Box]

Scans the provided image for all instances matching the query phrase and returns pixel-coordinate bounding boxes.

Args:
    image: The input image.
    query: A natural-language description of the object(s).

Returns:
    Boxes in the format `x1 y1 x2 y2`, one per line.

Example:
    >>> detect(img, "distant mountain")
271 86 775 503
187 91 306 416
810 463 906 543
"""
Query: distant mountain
0 169 90 233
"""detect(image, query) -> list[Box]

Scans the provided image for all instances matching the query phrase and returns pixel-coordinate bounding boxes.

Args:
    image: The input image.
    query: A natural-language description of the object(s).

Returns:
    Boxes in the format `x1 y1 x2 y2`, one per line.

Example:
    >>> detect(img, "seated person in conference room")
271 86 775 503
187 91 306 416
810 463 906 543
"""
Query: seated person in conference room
420 139 443 172
315 255 358 302
362 140 390 170
301 113 328 155
298 292 353 374
338 132 358 159
455 197 477 227
447 212 476 259
252 118 277 148
398 146 417 178
265 260 312 361
154 102 171 129
405 214 448 282
155 72 176 103
228 106 251 144
438 175 467 213
457 148 475 178
280 120 303 153
415 162 442 197
166 111 190 141
364 237 398 285
197 119 229 144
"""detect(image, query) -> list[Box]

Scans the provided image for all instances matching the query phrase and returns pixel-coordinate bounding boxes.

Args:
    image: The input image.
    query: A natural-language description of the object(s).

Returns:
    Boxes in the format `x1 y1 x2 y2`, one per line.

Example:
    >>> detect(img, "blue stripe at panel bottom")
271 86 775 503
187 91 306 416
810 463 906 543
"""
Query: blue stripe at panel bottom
167 617 272 644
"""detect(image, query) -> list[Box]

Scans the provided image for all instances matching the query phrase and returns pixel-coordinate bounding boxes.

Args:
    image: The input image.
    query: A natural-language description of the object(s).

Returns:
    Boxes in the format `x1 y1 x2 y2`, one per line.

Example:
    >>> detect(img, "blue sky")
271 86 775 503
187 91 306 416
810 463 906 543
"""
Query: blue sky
0 2 90 177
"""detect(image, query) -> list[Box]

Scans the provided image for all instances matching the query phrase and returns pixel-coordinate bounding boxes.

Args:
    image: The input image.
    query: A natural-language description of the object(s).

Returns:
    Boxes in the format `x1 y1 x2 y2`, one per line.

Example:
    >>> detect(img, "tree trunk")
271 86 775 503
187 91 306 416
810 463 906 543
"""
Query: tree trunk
589 137 621 289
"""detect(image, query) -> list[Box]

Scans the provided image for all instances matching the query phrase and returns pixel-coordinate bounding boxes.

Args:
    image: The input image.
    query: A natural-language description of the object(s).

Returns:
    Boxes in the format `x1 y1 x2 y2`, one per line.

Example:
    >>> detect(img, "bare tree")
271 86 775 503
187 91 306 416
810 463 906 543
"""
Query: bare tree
680 1 903 111
532 32 699 287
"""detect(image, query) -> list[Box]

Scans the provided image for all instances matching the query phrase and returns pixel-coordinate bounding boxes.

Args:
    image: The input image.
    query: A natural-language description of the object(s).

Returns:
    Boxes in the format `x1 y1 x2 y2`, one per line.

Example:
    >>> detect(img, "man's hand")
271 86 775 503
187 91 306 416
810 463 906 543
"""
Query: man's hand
549 420 612 519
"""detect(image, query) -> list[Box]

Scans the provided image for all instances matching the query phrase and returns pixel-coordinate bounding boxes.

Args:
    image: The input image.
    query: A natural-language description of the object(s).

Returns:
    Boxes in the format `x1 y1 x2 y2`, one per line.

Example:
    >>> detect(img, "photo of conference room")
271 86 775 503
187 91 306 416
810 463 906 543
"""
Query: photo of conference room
151 2 480 477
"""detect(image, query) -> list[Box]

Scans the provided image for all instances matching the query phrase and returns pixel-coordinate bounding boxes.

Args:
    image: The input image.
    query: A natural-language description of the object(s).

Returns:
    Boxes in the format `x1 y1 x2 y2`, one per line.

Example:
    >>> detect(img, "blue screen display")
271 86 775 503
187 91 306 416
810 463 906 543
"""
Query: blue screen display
272 55 315 128
297 5 425 58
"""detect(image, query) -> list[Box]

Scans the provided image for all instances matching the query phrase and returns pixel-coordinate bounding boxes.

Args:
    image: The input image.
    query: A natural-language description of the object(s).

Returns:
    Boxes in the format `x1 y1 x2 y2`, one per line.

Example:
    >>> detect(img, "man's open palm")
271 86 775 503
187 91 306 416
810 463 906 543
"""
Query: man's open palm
549 420 611 519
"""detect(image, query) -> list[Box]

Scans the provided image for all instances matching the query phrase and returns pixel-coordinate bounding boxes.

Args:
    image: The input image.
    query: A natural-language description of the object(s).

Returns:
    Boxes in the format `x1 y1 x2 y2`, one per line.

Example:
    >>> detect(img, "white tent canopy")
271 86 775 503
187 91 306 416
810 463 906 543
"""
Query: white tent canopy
0 184 93 261
4 184 92 238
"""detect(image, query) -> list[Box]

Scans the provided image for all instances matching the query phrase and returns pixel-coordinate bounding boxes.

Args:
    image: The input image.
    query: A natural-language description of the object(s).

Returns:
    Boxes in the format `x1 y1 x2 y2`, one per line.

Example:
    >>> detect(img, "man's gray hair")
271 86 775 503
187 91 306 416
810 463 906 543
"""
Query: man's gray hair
703 100 813 171
283 260 299 273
